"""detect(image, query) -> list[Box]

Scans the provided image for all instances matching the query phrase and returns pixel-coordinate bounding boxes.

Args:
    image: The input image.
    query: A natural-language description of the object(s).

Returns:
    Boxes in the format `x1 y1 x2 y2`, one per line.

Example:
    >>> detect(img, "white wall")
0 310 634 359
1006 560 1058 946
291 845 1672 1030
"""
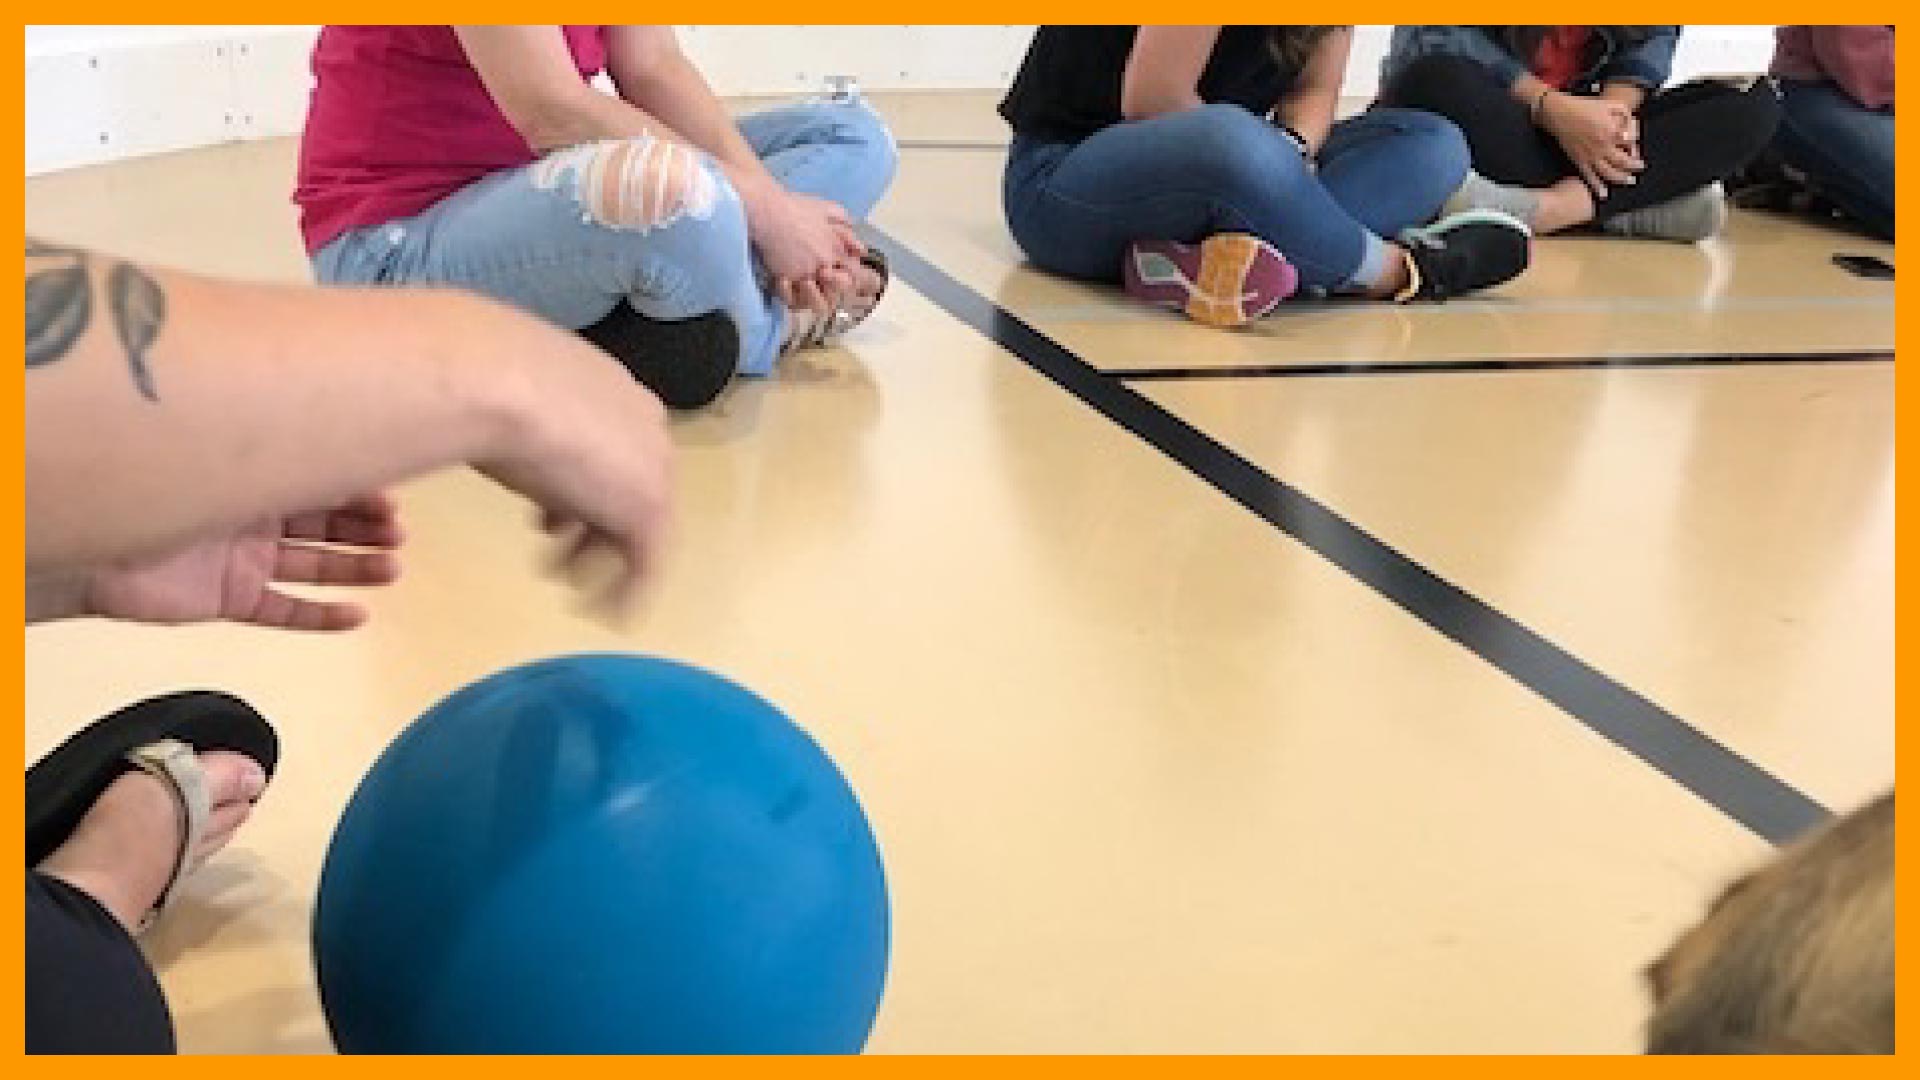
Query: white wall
26 25 319 174
24 25 1781 175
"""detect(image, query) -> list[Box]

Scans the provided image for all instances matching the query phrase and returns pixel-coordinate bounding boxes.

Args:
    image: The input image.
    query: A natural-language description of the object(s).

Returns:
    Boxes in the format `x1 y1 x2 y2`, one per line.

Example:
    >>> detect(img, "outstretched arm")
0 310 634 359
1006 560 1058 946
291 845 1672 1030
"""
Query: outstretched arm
25 238 674 607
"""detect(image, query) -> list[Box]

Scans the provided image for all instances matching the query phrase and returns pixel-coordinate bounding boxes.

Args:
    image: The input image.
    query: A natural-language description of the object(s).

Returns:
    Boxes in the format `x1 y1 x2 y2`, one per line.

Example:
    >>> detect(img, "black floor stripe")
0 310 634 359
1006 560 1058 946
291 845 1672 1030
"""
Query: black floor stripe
1109 350 1895 381
867 225 1831 846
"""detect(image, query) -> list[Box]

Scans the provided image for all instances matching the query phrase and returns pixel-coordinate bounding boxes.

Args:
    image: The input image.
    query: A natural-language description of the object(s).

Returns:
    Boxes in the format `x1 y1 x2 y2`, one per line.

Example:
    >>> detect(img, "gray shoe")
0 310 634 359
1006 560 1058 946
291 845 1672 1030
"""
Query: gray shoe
1601 184 1729 243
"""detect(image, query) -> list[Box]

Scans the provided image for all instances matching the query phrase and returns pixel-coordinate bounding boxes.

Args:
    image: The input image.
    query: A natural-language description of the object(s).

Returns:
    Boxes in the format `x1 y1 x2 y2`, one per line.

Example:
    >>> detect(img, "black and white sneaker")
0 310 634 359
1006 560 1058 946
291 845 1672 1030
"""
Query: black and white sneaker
578 304 739 412
1395 209 1532 301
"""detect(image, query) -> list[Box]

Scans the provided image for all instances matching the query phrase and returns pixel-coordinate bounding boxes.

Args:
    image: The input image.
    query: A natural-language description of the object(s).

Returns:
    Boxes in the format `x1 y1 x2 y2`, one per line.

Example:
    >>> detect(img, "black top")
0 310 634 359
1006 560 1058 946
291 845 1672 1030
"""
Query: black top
999 26 1296 141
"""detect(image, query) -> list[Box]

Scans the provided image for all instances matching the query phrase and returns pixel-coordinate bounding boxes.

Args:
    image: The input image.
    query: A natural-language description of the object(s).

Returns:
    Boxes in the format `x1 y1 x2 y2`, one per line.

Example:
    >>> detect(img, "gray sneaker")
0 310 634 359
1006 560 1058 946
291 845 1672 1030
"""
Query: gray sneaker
1601 184 1730 243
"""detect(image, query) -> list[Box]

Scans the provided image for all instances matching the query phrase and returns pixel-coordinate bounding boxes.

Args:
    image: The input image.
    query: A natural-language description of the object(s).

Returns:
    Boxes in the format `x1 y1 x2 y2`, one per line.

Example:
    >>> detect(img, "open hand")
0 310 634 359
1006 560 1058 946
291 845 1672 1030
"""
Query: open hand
86 494 403 631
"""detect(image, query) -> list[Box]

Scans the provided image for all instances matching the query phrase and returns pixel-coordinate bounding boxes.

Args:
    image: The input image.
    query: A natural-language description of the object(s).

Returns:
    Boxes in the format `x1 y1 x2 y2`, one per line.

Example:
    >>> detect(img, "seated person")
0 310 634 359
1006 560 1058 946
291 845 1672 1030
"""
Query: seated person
296 25 898 409
998 25 1532 328
1380 26 1781 243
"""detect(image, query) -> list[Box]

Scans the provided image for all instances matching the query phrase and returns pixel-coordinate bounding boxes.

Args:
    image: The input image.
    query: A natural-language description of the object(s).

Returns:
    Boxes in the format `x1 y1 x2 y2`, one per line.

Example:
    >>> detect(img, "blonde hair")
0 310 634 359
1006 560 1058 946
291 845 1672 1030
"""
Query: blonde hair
1645 791 1894 1054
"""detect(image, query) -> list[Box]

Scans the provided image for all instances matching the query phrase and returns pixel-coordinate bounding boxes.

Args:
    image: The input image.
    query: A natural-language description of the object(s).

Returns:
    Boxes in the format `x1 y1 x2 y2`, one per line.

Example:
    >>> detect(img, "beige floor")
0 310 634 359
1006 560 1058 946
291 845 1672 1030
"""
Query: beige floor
24 92 1892 1054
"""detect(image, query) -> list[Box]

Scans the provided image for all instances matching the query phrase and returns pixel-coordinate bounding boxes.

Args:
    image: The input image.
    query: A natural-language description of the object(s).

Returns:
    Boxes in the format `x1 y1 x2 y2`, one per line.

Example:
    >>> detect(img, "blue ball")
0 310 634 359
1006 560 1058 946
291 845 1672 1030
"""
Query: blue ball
313 654 889 1054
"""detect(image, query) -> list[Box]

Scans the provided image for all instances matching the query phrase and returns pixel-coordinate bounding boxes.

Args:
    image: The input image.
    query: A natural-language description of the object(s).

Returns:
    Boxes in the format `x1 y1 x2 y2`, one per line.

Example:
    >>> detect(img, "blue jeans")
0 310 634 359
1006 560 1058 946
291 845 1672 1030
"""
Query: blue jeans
1002 104 1469 292
313 100 898 376
1775 80 1894 241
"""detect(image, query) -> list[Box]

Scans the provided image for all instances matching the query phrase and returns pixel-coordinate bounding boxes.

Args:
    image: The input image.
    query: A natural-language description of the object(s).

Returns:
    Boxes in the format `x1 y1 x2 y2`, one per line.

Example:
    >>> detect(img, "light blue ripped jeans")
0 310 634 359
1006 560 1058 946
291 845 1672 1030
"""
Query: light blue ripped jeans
312 99 898 376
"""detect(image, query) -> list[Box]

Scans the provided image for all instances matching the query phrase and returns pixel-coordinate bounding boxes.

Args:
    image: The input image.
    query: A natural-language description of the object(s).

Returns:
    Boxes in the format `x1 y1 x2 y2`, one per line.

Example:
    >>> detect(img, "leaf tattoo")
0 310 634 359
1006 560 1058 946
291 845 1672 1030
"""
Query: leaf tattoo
108 261 166 400
25 257 91 368
24 238 168 400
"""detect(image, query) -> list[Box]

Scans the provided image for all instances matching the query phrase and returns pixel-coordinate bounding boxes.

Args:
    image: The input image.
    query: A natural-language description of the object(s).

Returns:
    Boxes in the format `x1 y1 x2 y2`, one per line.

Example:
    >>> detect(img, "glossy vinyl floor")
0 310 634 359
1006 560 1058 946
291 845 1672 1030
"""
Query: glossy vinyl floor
23 92 1894 1053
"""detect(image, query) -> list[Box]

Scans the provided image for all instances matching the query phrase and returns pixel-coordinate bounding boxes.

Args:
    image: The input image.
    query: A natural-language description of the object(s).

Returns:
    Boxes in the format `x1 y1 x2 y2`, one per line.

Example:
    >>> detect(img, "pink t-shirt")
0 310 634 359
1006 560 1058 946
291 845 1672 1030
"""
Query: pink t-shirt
294 25 609 254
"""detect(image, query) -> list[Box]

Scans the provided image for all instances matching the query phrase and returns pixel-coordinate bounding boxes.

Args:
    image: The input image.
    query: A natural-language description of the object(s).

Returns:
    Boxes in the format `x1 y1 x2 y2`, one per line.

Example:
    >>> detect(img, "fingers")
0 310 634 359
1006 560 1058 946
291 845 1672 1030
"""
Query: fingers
245 588 369 632
1575 158 1607 200
542 520 643 620
286 493 404 548
1592 152 1637 187
273 541 401 587
844 255 884 300
789 276 832 319
778 275 831 316
815 265 854 308
339 490 399 521
1601 142 1643 182
833 220 867 260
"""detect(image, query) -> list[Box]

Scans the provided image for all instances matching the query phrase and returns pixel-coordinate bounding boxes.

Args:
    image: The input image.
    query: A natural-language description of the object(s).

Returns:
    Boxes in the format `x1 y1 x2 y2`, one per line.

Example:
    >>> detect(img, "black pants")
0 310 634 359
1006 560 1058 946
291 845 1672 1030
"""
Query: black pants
27 872 175 1054
1379 55 1781 220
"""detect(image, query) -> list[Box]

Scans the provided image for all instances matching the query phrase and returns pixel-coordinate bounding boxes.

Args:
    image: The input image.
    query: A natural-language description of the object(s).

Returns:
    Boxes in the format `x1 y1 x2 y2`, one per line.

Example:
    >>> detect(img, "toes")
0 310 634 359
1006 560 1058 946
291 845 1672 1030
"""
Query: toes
193 800 255 862
190 752 264 864
199 750 268 807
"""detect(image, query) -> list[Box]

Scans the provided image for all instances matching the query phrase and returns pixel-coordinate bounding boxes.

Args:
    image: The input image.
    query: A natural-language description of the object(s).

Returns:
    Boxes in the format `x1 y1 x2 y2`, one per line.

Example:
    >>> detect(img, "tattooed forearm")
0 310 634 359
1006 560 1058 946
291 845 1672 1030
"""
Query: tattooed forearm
25 237 167 400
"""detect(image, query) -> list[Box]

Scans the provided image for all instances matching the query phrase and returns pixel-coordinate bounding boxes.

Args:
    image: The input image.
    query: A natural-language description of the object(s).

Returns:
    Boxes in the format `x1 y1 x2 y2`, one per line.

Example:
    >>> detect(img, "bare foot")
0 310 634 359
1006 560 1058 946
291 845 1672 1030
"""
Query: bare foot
37 751 265 932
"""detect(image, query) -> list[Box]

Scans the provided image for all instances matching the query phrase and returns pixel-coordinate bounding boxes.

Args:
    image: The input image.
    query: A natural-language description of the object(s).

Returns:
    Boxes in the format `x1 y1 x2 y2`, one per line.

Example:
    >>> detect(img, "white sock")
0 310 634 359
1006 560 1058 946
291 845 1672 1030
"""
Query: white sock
1444 172 1542 230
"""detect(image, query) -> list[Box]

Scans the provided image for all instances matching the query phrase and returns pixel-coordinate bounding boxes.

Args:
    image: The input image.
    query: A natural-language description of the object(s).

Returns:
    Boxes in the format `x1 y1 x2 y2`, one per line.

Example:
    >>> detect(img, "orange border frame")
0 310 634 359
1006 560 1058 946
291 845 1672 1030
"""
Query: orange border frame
8 7 1909 1067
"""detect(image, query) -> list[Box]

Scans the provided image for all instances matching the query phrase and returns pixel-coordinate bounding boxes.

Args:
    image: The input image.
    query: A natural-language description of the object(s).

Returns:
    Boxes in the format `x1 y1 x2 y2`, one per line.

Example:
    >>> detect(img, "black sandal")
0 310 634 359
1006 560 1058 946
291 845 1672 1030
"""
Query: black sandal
27 691 278 927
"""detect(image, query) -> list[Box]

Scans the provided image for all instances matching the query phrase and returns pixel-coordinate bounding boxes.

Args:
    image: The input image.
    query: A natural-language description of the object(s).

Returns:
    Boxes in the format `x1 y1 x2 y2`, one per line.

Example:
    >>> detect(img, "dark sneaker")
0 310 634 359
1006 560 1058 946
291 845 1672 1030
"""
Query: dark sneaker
578 304 739 411
1396 209 1531 301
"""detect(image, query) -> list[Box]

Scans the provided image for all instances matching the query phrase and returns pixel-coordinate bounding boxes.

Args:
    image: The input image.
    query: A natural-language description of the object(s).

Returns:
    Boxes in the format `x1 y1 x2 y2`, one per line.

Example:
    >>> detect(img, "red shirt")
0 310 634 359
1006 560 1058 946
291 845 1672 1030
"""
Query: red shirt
294 25 609 254
1772 25 1895 110
1531 26 1593 91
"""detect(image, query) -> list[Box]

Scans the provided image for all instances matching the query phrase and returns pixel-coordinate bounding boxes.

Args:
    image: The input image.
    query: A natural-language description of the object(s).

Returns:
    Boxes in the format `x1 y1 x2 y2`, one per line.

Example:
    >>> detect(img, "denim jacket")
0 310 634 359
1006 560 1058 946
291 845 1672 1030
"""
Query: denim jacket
1382 26 1681 92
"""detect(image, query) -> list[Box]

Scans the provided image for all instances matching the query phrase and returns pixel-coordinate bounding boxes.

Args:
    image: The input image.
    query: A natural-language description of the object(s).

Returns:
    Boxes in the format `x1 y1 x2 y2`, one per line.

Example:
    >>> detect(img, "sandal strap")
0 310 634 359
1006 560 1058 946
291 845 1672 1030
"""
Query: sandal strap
124 738 208 931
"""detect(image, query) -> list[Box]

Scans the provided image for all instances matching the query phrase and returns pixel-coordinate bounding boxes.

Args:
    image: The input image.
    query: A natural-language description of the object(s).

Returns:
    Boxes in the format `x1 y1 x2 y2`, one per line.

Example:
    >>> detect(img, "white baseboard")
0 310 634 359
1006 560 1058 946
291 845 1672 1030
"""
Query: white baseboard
24 25 1781 176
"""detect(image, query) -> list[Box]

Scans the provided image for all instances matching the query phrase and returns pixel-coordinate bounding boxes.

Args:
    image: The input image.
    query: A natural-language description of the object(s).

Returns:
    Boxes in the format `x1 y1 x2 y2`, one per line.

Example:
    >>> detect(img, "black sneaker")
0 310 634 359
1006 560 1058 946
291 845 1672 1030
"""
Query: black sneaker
1396 209 1531 301
578 304 739 411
